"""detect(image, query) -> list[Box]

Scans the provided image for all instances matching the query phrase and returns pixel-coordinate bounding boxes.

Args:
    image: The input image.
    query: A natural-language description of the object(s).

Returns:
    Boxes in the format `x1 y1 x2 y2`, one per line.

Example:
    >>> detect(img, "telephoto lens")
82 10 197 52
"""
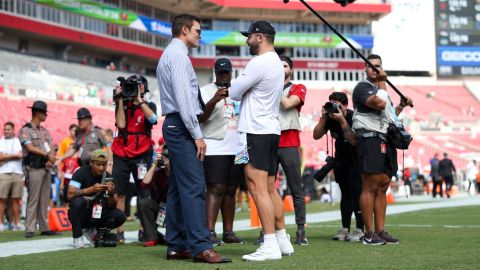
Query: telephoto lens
312 156 335 182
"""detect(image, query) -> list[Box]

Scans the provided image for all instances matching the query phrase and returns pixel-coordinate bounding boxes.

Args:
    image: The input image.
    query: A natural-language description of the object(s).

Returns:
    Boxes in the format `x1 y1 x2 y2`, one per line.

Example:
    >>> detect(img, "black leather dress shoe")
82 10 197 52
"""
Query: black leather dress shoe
25 232 34 238
166 250 192 260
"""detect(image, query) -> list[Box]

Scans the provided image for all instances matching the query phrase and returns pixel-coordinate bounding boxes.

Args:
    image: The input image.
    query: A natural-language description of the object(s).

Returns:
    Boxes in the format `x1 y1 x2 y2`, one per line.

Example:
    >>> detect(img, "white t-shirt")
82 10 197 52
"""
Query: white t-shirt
0 137 23 174
200 83 241 155
230 51 283 135
466 161 478 180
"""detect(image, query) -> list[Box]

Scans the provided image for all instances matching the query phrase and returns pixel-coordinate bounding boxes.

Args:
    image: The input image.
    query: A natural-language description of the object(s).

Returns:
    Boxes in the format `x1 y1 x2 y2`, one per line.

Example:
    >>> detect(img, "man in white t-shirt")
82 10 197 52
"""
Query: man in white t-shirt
0 122 24 232
199 58 246 246
230 21 294 261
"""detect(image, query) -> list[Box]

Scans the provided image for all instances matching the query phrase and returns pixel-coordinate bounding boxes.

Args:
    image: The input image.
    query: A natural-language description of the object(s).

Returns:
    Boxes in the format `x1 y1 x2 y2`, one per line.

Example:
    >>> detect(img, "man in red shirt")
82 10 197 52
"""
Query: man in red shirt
111 75 157 243
260 55 307 245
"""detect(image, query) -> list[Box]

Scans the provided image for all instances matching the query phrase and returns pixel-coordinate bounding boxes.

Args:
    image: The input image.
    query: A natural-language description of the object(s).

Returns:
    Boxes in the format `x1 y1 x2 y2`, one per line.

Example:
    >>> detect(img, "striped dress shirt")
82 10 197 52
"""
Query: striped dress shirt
156 38 204 140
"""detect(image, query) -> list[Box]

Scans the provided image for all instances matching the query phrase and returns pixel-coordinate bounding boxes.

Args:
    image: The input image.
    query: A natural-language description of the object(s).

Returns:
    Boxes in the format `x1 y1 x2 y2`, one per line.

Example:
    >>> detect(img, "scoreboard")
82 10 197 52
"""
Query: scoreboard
435 0 480 77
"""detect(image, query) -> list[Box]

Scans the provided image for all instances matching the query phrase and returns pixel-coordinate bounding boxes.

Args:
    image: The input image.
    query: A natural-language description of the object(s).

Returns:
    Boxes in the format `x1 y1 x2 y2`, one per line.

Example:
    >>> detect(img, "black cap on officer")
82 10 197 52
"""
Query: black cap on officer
28 100 48 113
76 108 92 120
240 21 276 37
214 58 232 73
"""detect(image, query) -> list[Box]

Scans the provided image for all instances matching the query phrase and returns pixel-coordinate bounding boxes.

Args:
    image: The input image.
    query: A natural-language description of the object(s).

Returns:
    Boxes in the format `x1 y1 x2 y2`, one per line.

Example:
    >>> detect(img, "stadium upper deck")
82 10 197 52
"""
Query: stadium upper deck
0 0 391 84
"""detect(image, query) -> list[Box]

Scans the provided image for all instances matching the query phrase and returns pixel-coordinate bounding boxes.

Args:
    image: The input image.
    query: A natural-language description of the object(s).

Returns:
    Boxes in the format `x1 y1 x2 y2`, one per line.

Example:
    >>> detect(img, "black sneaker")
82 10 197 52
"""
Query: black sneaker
222 231 245 244
117 230 125 244
362 231 386 246
40 231 62 236
295 230 309 245
209 231 221 246
138 230 144 242
378 230 400 245
253 230 264 245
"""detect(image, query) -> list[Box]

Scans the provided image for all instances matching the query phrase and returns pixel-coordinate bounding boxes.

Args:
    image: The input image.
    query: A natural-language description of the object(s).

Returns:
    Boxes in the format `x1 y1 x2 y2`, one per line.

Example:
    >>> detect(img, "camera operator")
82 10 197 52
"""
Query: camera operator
313 92 364 242
67 149 125 248
112 75 157 243
137 146 170 247
199 58 246 246
352 54 412 245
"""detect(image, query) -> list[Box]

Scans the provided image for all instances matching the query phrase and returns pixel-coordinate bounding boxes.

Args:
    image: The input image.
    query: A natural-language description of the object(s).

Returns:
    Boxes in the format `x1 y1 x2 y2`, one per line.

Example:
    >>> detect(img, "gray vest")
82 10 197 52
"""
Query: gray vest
279 84 302 131
352 80 389 134
199 83 231 140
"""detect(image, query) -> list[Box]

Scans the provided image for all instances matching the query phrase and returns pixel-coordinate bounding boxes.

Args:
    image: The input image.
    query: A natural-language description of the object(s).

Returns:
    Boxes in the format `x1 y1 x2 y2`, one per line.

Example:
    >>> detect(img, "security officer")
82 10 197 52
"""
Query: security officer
57 108 111 167
19 100 60 238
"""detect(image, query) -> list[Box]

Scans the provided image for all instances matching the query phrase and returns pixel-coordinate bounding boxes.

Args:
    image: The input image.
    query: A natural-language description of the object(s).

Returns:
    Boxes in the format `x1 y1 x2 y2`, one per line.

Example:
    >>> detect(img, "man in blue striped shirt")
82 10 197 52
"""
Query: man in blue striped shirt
156 14 231 264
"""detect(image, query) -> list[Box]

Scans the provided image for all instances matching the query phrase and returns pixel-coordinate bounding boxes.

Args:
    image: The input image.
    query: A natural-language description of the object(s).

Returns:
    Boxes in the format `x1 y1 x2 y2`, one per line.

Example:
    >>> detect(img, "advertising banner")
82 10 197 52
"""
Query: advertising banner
36 0 373 48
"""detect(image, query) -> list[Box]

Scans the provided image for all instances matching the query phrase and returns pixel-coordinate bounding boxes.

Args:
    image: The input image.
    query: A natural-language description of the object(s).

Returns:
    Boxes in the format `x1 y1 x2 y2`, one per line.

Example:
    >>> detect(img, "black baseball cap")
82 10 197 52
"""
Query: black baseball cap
240 21 276 37
214 58 232 73
28 100 48 112
76 108 92 120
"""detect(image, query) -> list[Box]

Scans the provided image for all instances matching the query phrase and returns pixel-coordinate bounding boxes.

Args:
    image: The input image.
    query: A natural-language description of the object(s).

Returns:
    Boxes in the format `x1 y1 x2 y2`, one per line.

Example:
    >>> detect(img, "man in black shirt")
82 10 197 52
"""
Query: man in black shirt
439 152 456 198
67 149 125 248
313 92 364 242
351 54 412 245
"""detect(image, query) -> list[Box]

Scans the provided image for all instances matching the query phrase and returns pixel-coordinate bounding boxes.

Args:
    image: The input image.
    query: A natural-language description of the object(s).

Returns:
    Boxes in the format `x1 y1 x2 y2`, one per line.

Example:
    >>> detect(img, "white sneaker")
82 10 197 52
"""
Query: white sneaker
83 227 97 245
0 224 4 232
242 244 282 261
73 236 85 248
11 223 25 231
346 228 364 242
332 228 349 241
277 234 294 256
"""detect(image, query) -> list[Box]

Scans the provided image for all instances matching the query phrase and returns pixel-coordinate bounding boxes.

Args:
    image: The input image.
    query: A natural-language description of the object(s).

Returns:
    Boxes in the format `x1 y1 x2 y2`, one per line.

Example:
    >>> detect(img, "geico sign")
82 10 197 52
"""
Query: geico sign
441 51 480 62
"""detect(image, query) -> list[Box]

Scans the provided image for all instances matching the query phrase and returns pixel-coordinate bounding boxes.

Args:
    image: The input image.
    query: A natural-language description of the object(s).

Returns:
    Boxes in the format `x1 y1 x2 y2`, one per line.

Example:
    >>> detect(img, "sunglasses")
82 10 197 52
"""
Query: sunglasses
191 28 201 36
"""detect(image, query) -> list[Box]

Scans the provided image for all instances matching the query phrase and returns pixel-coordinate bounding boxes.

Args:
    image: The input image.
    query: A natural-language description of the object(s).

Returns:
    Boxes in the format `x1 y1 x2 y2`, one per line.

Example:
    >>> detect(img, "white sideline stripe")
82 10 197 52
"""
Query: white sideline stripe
1 196 480 257
306 224 480 229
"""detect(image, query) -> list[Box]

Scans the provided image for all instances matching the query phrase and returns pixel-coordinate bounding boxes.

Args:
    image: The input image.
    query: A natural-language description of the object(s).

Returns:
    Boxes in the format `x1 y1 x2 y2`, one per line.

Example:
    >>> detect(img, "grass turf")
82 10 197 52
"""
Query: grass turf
1 205 479 269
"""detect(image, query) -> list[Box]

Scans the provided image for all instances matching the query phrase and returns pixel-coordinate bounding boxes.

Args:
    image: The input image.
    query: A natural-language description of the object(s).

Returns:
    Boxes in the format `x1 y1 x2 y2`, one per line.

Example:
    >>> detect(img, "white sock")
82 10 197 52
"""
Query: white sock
275 229 287 239
263 233 278 247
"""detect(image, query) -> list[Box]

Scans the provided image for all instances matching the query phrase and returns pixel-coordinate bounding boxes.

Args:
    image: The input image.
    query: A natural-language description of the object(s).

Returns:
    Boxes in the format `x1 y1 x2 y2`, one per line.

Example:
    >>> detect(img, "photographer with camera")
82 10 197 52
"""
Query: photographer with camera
199 58 246 246
112 74 157 243
352 54 412 245
313 92 364 242
67 149 125 248
137 145 170 247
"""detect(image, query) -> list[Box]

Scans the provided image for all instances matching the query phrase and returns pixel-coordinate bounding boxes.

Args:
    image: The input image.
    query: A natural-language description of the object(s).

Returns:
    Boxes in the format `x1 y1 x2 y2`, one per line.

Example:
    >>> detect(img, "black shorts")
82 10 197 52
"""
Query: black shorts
112 149 153 196
246 133 280 176
203 155 245 186
356 137 397 178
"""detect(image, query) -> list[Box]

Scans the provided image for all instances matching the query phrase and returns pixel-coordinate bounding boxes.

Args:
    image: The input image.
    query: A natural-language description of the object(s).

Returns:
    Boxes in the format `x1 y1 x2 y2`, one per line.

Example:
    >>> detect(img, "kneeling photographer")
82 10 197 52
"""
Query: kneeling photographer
313 92 364 242
112 75 157 243
67 149 126 248
137 145 170 247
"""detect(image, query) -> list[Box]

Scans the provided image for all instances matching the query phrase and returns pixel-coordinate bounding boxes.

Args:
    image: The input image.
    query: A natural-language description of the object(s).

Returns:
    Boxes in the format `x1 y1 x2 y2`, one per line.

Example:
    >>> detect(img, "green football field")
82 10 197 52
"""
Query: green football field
1 205 479 270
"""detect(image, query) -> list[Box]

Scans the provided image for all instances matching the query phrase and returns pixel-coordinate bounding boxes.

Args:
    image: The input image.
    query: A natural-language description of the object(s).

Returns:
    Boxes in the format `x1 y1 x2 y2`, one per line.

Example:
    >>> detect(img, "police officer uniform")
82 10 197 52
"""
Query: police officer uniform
73 108 109 166
19 101 56 237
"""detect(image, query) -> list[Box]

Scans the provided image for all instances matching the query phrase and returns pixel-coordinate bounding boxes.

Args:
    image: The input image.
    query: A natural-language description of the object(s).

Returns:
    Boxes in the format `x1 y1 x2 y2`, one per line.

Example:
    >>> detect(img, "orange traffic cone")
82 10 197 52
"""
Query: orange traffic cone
283 195 295 212
386 192 395 204
249 195 261 228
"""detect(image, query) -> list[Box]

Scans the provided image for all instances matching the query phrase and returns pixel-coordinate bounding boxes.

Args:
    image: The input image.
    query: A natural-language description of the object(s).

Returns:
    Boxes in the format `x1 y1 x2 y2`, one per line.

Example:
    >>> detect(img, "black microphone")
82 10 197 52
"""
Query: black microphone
283 0 289 3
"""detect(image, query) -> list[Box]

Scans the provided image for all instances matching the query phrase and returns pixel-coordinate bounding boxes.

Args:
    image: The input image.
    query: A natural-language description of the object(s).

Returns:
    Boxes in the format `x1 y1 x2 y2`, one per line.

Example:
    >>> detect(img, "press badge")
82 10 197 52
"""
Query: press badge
92 204 102 219
137 162 147 180
156 202 167 228
223 102 234 118
380 143 387 154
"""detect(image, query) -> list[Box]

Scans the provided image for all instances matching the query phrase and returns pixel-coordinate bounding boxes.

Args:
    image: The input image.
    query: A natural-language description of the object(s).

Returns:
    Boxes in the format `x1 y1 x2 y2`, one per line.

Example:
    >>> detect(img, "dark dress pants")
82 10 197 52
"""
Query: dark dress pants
162 113 211 257
68 197 126 238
